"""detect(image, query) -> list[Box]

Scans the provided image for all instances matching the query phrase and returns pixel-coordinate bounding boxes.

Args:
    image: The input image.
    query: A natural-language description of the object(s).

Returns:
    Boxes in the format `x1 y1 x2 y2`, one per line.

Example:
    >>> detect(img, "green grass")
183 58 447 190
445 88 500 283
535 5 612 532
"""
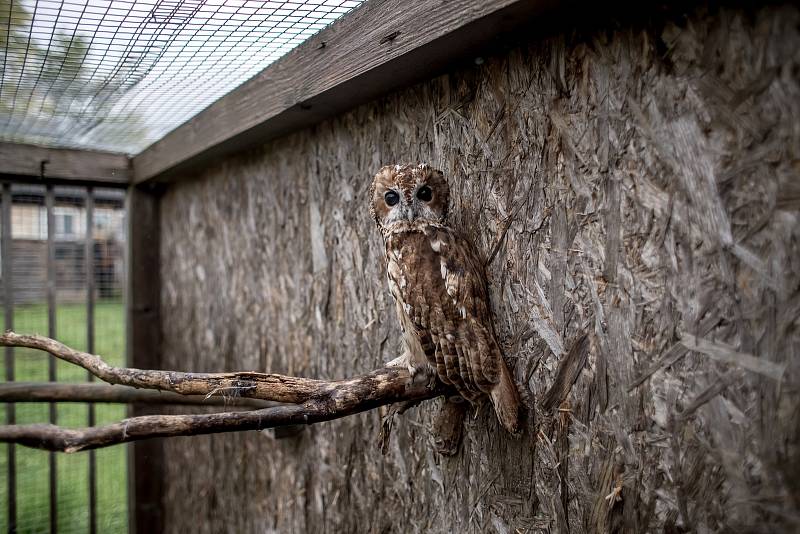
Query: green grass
0 300 128 534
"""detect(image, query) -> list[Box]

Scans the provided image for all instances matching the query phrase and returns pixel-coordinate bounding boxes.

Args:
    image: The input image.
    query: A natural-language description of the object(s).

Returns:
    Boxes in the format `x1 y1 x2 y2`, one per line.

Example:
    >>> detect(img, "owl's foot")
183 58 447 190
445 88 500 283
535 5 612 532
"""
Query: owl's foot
408 362 438 390
433 398 468 456
426 373 439 390
385 354 409 368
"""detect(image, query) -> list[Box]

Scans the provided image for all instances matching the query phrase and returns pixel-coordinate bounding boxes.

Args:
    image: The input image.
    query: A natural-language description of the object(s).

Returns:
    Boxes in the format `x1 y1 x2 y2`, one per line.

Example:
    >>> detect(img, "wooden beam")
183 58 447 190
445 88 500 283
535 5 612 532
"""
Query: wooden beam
126 184 164 532
0 142 130 183
132 0 561 183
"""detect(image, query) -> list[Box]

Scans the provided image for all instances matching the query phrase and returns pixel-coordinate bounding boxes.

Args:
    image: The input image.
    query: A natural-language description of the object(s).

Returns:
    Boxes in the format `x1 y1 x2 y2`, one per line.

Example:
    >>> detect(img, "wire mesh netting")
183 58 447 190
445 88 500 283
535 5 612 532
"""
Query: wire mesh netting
0 0 363 154
0 184 127 533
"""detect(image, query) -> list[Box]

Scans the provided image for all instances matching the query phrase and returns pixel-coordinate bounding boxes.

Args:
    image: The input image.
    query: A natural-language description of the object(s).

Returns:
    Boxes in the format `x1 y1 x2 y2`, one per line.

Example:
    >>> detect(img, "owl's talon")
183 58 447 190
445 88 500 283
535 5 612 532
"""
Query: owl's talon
385 355 407 368
410 369 430 387
426 374 438 390
407 364 437 390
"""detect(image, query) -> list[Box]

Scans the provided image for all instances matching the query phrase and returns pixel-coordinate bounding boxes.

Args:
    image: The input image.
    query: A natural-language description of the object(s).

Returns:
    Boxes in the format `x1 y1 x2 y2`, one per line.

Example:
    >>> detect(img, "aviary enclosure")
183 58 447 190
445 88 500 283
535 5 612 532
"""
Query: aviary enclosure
0 0 798 532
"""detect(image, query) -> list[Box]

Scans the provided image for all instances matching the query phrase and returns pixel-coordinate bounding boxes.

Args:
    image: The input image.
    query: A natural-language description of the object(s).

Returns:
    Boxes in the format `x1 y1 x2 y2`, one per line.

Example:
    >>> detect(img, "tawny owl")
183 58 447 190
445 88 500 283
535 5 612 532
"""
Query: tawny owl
370 163 521 434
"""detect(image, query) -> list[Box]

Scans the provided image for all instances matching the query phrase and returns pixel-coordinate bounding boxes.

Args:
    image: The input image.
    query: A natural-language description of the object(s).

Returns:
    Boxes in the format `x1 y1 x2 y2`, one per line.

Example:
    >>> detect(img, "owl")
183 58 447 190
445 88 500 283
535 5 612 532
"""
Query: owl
370 163 521 434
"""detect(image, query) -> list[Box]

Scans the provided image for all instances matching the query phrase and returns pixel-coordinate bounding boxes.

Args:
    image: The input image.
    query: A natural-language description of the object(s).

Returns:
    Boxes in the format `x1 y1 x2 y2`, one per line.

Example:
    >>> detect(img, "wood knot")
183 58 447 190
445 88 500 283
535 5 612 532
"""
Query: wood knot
379 31 401 45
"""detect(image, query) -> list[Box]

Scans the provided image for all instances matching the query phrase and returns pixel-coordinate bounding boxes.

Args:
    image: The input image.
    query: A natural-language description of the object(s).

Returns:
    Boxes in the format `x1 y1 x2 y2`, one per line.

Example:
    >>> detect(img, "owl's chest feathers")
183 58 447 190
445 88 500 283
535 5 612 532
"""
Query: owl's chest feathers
383 225 445 371
383 223 447 305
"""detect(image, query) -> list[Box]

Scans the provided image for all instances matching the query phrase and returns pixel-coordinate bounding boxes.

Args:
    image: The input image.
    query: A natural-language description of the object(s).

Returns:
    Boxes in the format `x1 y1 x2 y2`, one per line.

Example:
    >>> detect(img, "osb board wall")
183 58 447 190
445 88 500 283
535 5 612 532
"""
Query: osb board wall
158 5 800 533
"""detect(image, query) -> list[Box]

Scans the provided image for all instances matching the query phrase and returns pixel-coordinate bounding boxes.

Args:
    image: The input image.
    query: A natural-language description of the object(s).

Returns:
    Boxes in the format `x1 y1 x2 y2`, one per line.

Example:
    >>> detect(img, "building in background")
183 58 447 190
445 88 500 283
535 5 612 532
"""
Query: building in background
0 186 125 305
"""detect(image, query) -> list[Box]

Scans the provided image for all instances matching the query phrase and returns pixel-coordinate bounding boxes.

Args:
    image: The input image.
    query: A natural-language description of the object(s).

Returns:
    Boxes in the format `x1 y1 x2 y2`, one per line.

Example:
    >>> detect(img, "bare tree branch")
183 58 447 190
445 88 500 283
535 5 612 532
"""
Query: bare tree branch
0 368 444 452
0 382 275 408
0 331 449 452
0 332 420 403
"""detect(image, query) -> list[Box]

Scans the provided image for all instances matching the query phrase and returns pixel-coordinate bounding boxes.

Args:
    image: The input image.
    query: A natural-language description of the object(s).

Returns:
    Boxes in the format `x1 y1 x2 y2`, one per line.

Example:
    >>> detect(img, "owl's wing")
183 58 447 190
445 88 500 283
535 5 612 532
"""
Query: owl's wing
405 227 501 399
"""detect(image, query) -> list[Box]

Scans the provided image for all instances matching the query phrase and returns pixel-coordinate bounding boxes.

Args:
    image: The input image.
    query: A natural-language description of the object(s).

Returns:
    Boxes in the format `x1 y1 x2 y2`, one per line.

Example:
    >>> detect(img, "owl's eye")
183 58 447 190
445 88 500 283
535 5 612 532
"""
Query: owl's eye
416 185 432 202
384 190 400 206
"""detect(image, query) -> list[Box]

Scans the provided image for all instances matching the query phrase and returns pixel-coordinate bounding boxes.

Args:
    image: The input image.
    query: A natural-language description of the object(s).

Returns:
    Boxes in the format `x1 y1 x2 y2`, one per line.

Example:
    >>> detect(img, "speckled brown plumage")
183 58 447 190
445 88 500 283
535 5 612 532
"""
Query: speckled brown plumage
370 163 521 433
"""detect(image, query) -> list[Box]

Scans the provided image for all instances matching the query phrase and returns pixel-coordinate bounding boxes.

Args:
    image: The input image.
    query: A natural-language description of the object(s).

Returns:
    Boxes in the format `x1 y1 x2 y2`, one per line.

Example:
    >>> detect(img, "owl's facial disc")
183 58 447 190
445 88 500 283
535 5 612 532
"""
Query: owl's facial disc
383 187 416 223
371 163 450 229
382 183 434 223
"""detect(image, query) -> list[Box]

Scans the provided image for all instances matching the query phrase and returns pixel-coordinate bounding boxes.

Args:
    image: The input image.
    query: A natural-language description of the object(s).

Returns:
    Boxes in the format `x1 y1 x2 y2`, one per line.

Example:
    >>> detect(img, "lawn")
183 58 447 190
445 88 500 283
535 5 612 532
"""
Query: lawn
0 300 128 534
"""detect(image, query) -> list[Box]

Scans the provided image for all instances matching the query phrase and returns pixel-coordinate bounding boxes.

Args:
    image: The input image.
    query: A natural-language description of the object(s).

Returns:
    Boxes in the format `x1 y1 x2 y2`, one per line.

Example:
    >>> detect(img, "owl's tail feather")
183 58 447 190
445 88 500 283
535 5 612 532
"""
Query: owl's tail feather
490 361 522 435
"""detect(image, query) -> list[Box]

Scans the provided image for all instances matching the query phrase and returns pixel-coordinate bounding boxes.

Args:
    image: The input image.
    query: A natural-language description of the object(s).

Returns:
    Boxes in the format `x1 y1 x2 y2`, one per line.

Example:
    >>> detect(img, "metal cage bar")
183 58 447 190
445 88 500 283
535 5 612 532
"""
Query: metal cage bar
85 186 97 534
46 184 58 534
2 182 17 532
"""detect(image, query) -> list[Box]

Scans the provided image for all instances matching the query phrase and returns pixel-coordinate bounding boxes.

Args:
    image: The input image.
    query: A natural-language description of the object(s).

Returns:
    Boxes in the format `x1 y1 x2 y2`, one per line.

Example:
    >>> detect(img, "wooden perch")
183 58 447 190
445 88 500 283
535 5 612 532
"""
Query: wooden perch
0 382 274 408
0 332 449 452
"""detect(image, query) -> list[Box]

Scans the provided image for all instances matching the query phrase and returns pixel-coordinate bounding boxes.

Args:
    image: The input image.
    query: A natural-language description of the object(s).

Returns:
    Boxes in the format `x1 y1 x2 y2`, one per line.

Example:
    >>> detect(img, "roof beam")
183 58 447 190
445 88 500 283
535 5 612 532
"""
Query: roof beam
0 142 130 184
132 0 561 183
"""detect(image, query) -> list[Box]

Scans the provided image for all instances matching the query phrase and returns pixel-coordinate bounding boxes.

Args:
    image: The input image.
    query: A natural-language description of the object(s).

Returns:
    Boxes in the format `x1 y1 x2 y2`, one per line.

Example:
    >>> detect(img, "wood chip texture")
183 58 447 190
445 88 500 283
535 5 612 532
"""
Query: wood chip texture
158 5 800 533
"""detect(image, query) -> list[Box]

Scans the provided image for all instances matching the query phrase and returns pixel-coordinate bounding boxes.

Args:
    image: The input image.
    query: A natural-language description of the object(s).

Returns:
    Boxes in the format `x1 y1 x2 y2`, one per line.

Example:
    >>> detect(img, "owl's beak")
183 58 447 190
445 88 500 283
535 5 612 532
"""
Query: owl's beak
403 203 417 221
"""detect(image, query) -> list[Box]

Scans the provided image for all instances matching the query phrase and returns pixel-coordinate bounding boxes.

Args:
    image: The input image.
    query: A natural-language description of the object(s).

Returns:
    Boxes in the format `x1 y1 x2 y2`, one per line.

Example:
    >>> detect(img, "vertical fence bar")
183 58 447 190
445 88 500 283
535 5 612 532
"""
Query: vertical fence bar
85 187 97 534
46 185 58 534
2 182 16 533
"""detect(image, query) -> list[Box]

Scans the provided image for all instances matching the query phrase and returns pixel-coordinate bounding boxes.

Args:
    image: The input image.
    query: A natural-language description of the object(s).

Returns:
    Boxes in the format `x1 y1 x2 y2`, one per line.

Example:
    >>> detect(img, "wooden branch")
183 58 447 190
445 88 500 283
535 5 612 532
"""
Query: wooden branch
0 332 418 403
0 369 444 452
0 382 273 408
0 331 448 452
